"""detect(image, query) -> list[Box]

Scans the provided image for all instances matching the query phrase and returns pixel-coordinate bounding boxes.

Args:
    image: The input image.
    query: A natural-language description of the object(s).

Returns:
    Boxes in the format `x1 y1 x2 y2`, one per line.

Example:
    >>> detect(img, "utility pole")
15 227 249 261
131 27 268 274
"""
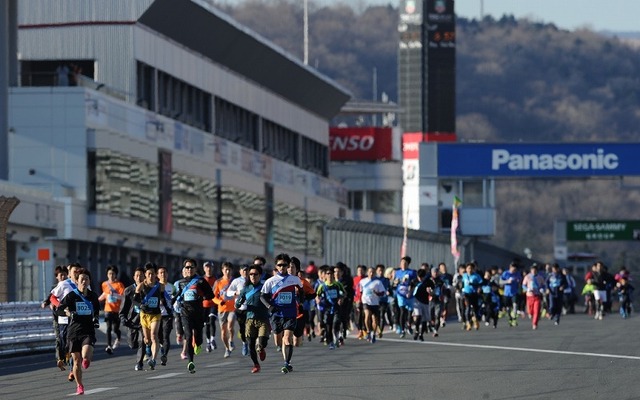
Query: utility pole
303 0 309 65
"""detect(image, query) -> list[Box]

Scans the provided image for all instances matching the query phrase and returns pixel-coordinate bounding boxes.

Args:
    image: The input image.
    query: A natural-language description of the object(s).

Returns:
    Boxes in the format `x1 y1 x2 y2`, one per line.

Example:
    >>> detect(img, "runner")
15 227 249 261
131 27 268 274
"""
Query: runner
289 257 316 347
48 262 83 381
522 264 547 330
499 262 522 327
119 266 145 371
235 263 271 373
134 262 171 370
374 264 391 337
98 265 124 355
260 253 303 373
358 266 386 343
227 264 249 356
202 261 218 352
156 265 174 365
173 258 215 374
59 268 100 395
316 264 345 350
41 265 68 371
212 262 235 358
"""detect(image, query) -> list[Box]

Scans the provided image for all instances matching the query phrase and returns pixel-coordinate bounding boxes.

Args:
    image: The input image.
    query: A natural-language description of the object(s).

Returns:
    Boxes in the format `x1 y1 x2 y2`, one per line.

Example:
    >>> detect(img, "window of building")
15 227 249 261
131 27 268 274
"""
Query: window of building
214 97 259 150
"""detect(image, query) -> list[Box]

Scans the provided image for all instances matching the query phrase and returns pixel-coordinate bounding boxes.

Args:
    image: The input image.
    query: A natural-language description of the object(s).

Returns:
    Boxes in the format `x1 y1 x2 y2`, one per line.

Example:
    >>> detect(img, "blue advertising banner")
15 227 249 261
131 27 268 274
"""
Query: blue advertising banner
433 143 640 177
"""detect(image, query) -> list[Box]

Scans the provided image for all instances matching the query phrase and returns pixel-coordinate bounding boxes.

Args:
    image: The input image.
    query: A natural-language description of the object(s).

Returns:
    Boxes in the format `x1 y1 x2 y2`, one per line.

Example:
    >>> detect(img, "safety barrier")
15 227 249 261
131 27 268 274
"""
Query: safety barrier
0 302 55 357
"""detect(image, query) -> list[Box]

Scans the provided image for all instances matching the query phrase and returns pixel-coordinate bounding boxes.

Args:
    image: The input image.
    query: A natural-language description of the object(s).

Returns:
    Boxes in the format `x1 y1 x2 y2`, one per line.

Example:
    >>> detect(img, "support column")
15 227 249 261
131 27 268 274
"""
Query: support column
0 196 20 302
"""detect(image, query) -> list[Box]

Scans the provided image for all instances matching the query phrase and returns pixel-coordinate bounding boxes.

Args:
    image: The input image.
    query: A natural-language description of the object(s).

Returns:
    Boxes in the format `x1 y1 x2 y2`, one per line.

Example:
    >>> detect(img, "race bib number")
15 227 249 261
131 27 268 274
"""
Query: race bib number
57 316 69 324
327 289 338 299
146 297 159 308
107 294 120 303
76 301 91 316
365 288 373 296
184 289 196 302
276 292 293 304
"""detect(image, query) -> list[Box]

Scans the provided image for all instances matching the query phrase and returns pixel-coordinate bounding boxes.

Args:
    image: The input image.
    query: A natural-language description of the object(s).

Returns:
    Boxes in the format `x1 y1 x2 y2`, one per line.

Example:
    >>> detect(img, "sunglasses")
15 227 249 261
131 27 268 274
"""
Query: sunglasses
248 273 260 276
184 266 195 269
276 263 288 267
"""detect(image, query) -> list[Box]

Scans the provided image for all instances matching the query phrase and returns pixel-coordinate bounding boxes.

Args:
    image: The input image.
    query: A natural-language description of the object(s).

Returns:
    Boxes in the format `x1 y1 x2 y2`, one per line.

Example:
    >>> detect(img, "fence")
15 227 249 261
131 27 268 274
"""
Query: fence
0 301 55 357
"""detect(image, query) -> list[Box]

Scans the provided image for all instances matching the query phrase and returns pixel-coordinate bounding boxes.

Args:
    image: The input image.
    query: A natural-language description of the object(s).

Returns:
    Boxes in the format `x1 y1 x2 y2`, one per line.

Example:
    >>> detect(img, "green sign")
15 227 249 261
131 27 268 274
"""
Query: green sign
567 220 640 241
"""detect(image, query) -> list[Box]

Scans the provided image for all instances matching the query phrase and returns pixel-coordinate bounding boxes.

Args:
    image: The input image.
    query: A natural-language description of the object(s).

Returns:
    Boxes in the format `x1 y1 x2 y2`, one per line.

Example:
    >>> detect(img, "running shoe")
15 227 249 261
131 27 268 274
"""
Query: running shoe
206 340 212 353
113 338 120 349
176 335 183 345
82 358 90 369
251 364 261 373
307 334 312 342
194 344 202 355
276 345 282 352
145 344 152 357
160 354 167 366
135 362 143 371
419 334 424 341
57 359 66 371
259 348 266 361
413 332 419 341
339 337 344 346
180 352 187 360
188 361 196 374
76 384 84 395
68 372 75 382
328 342 335 350
148 358 156 370
105 346 113 355
281 363 293 374
433 332 439 337
242 342 249 356
371 335 377 344
229 341 236 352
211 338 217 350
224 349 231 358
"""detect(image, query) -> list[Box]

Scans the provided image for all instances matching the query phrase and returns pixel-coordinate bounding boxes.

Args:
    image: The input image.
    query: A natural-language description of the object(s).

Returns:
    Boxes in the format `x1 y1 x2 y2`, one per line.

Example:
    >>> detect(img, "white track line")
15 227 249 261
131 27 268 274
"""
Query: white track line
381 337 640 360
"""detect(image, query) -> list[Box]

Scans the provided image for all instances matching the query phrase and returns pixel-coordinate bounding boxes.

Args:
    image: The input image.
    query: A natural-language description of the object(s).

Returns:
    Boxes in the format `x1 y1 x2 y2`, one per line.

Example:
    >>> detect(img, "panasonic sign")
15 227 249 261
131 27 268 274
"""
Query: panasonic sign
427 143 640 177
492 148 619 171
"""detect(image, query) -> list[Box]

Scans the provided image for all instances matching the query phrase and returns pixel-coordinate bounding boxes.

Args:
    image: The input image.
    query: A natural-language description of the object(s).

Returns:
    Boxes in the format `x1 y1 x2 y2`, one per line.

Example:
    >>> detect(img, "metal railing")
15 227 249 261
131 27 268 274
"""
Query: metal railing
0 302 55 357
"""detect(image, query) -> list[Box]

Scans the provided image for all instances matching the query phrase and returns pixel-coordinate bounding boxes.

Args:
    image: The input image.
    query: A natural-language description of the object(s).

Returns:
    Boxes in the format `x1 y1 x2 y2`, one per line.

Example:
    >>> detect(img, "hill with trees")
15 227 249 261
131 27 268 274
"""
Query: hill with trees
212 0 640 268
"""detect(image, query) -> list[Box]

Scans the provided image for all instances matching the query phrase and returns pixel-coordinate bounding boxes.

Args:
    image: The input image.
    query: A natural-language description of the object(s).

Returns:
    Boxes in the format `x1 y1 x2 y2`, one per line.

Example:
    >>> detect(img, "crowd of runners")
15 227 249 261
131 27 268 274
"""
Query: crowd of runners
41 255 633 394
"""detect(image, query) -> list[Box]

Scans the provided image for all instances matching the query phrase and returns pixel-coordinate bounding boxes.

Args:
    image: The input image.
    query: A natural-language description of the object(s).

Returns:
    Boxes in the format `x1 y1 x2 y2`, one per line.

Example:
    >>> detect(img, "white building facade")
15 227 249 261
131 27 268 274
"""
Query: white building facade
4 0 350 300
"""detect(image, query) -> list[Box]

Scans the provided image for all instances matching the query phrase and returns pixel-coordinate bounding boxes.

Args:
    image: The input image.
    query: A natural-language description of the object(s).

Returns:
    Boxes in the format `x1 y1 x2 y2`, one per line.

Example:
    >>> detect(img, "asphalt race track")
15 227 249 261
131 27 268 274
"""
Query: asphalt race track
1 311 639 399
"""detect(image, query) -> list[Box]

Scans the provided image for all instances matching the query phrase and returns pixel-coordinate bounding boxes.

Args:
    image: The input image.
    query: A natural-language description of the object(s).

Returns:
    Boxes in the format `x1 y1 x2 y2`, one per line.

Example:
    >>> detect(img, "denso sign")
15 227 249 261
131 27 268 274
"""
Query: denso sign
329 127 393 161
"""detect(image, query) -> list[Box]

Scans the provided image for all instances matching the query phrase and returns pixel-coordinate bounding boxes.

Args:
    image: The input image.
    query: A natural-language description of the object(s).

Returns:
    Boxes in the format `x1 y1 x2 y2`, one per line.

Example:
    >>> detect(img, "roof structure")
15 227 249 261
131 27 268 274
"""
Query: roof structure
138 0 351 120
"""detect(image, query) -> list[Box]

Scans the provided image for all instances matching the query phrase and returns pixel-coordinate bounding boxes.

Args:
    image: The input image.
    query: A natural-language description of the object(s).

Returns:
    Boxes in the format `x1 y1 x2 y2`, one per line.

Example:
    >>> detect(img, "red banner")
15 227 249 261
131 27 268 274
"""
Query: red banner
329 127 393 161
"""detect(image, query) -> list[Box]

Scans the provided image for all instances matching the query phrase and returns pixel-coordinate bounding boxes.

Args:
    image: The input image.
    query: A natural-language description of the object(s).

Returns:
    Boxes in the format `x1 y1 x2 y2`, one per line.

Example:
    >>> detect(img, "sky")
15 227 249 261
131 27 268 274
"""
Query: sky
363 0 640 32
219 0 640 33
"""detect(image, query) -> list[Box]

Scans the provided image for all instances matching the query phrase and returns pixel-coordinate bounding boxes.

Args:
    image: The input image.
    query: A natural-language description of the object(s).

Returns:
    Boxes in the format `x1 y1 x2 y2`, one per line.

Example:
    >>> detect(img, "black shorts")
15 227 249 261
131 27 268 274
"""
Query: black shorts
68 334 96 353
270 316 297 334
364 304 380 314
104 311 119 324
294 310 309 337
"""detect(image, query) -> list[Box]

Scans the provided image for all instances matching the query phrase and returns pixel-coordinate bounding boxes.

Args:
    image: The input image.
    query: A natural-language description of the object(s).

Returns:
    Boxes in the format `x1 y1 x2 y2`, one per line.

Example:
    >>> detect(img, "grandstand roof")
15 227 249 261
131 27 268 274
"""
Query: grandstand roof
138 0 351 120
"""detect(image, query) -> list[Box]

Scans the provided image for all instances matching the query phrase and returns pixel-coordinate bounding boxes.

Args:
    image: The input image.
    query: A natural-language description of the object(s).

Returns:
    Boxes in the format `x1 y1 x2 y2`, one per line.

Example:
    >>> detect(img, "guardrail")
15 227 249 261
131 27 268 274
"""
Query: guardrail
0 302 55 357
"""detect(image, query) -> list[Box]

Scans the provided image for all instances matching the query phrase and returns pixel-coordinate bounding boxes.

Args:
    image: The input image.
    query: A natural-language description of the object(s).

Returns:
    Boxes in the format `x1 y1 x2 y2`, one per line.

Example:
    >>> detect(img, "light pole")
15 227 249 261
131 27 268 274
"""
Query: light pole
303 0 309 65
